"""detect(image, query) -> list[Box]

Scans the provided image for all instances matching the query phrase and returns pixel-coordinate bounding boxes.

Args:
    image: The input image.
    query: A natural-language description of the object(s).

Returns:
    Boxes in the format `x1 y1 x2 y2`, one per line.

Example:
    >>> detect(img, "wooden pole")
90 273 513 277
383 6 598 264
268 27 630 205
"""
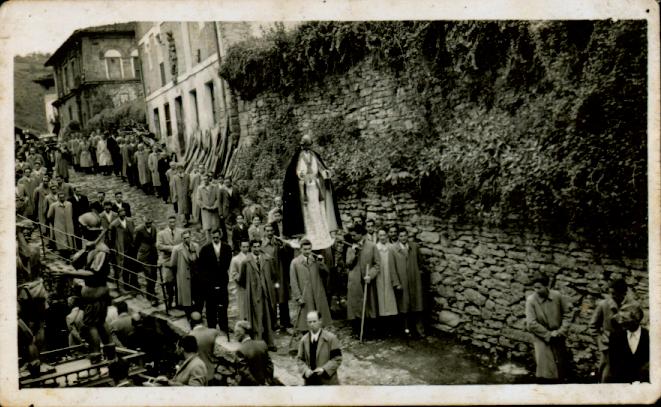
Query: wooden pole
359 264 369 343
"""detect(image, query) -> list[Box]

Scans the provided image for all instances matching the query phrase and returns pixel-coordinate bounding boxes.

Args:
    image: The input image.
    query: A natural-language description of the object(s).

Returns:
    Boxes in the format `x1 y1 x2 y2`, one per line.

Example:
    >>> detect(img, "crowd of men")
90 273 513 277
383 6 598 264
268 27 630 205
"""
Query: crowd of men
15 132 649 386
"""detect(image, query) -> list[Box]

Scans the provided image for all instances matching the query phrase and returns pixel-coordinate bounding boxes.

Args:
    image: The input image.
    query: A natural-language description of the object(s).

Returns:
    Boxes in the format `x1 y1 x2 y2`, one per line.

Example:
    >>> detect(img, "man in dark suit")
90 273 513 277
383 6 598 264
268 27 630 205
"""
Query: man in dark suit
238 240 277 350
112 191 132 218
68 186 89 248
195 228 232 333
90 191 106 214
297 310 342 385
231 214 250 253
233 320 275 386
107 133 121 176
609 303 649 383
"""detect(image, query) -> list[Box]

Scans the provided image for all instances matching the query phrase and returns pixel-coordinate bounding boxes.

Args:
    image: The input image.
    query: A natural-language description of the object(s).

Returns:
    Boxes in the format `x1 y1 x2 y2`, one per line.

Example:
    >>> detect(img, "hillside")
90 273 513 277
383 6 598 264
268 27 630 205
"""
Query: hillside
14 53 52 133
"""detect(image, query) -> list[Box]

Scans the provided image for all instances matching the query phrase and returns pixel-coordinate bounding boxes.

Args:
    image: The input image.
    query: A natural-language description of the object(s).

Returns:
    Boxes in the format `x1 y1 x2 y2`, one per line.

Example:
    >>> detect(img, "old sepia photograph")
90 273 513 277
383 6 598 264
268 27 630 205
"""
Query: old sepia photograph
2 0 659 405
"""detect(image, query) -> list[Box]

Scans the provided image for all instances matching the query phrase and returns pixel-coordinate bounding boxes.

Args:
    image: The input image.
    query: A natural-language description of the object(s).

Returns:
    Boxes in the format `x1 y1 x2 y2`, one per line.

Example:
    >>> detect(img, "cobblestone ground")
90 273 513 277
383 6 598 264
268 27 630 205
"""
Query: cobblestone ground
41 169 527 385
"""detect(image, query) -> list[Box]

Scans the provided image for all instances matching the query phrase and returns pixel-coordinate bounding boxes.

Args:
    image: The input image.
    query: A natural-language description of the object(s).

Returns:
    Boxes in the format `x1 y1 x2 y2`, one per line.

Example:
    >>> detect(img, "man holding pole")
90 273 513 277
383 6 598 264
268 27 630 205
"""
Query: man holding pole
345 223 380 340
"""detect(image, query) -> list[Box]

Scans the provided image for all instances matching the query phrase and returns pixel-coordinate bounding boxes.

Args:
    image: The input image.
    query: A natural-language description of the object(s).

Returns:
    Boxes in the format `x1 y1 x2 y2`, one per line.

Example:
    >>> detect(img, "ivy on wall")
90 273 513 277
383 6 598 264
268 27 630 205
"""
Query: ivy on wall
220 20 647 255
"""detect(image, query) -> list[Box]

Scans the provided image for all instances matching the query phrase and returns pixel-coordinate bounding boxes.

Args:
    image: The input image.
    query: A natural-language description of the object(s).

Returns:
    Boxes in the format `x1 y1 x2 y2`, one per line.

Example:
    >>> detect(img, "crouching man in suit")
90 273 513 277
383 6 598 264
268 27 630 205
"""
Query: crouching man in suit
297 310 342 385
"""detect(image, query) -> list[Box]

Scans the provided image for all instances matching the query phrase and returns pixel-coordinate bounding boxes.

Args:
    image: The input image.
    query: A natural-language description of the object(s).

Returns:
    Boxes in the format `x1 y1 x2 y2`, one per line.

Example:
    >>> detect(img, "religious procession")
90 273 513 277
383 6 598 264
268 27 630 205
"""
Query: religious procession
12 19 651 391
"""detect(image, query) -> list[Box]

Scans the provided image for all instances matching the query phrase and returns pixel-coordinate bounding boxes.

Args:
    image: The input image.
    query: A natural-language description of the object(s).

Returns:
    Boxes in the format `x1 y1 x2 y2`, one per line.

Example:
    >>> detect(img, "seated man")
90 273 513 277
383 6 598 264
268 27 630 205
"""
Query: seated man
168 335 207 386
233 320 275 386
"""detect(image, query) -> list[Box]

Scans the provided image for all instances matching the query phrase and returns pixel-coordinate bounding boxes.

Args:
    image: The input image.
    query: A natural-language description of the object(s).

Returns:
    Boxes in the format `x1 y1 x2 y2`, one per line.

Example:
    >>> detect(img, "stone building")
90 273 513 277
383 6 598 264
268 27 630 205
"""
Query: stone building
44 23 144 131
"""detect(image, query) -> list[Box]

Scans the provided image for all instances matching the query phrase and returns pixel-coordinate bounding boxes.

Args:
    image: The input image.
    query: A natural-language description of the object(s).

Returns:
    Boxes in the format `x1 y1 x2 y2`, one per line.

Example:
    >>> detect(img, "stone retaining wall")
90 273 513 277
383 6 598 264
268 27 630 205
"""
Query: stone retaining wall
337 192 649 374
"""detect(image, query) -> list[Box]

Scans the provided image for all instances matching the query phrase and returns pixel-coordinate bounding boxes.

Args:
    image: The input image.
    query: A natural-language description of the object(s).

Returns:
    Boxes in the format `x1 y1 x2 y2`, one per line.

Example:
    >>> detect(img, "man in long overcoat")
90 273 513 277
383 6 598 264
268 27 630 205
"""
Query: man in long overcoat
262 224 291 329
135 144 152 193
156 216 182 308
238 240 277 350
109 207 135 291
148 145 161 195
345 223 380 337
47 192 75 254
134 218 158 302
392 229 425 336
173 165 191 223
290 238 332 332
170 230 199 319
297 310 342 385
525 273 572 383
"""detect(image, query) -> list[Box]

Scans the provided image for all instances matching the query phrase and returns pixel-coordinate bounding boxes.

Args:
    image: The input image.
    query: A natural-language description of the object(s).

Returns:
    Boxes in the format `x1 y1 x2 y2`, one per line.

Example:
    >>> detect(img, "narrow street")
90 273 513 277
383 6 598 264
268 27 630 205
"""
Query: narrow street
46 169 527 385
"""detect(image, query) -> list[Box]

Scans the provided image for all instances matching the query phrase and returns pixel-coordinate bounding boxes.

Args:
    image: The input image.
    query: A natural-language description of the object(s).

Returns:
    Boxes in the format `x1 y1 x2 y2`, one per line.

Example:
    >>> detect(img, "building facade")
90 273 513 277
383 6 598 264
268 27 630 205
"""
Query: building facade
136 22 277 156
45 23 144 132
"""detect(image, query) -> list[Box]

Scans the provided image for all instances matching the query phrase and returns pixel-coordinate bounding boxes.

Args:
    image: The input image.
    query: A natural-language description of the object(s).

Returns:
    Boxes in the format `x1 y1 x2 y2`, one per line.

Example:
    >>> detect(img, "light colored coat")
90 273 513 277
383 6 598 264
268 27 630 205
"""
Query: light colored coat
156 227 182 283
148 152 161 187
525 290 572 379
229 252 247 320
170 241 199 306
47 200 75 250
374 243 401 316
197 184 219 231
135 150 151 185
171 354 207 386
289 254 332 331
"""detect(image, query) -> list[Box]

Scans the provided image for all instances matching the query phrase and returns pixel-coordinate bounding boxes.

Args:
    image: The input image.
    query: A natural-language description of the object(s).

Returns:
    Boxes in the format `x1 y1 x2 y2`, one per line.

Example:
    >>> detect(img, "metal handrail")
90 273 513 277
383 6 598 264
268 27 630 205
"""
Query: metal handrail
18 214 161 269
17 214 168 306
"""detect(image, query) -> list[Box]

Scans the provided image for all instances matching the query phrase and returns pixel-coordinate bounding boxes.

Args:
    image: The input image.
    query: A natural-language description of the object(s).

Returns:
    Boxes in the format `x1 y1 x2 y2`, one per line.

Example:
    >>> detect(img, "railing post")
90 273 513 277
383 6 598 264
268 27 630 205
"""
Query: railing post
37 220 47 257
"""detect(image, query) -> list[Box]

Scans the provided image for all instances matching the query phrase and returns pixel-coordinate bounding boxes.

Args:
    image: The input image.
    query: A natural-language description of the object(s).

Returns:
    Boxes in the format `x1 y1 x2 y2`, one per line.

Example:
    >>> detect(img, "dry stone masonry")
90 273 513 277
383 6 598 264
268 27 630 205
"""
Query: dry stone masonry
337 192 648 374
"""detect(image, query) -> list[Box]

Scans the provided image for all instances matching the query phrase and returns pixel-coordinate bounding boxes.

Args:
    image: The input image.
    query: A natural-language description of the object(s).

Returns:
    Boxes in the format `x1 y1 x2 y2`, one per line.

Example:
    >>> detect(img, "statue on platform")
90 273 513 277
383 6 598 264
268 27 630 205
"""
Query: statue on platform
282 135 342 250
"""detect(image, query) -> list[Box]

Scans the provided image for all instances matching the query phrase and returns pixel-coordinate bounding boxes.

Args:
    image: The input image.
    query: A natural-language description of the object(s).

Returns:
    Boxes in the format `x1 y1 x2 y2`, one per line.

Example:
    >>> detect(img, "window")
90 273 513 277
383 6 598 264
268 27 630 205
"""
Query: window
189 89 199 130
159 62 166 86
174 96 184 137
164 102 172 137
206 81 218 125
153 107 161 136
130 49 141 79
104 49 123 79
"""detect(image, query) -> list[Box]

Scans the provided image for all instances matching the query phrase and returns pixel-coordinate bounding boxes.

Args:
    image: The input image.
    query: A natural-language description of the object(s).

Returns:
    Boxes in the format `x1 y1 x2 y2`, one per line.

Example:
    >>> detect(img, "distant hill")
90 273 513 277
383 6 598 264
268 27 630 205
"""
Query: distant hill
14 53 52 133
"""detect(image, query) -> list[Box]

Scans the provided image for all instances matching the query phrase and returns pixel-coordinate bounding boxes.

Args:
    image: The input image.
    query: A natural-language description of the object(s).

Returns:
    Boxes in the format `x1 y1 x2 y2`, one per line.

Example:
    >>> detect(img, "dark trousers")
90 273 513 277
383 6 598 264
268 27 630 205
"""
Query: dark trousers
195 286 228 332
143 264 157 297
278 302 291 328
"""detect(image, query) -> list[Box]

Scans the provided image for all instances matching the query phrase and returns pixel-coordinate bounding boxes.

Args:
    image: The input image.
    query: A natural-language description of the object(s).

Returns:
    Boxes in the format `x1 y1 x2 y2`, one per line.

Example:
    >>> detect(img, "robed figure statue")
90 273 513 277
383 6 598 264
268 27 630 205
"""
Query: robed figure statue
283 135 342 250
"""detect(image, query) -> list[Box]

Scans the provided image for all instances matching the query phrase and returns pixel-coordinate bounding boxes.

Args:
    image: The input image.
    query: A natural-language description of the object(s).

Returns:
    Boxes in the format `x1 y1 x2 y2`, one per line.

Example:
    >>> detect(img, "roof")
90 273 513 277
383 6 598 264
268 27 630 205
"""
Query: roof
45 22 136 67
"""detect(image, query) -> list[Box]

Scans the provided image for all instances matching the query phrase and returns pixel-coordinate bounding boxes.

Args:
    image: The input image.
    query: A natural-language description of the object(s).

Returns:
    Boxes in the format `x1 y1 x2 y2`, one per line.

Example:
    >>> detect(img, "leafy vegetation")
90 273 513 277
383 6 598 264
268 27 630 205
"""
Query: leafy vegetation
220 21 647 255
14 53 52 133
85 99 148 134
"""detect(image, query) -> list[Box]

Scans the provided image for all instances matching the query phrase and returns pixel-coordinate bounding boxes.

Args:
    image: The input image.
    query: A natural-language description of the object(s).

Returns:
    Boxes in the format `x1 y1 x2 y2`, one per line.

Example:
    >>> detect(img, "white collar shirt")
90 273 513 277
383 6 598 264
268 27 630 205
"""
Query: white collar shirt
627 326 642 353
310 329 321 343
